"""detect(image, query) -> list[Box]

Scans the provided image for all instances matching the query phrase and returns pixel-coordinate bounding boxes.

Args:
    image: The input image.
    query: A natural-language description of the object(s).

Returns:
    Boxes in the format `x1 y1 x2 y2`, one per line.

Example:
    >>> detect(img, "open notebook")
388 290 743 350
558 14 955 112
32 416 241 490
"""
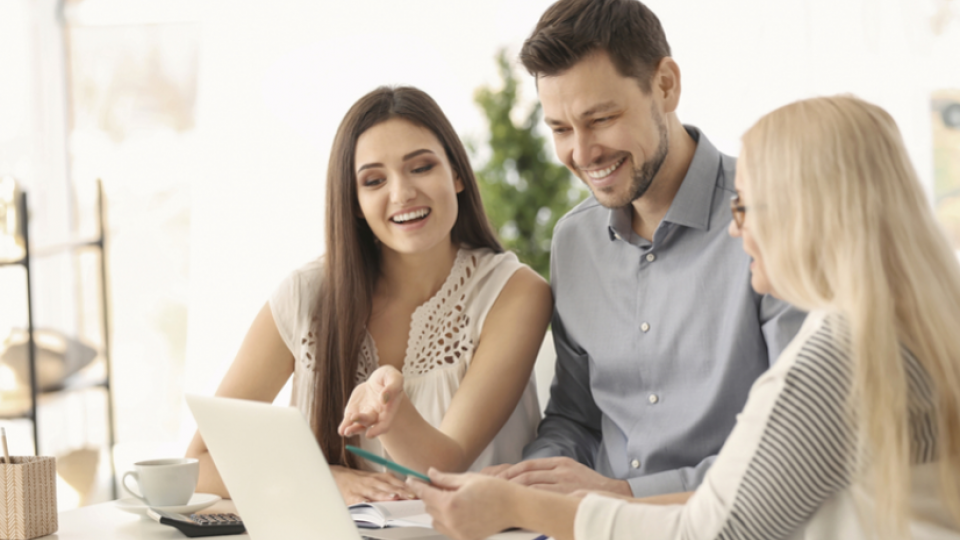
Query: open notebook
349 500 433 529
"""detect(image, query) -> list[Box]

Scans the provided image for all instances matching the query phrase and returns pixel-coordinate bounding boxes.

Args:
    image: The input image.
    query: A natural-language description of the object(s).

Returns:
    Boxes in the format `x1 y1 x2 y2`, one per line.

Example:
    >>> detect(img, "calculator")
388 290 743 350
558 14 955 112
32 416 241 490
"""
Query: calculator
147 508 246 537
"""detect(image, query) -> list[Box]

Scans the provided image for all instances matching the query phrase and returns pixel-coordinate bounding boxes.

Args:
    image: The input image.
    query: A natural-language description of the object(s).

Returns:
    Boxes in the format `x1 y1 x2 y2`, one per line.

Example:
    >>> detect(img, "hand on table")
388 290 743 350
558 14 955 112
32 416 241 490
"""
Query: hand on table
408 469 516 540
330 465 416 504
491 457 632 496
339 365 404 438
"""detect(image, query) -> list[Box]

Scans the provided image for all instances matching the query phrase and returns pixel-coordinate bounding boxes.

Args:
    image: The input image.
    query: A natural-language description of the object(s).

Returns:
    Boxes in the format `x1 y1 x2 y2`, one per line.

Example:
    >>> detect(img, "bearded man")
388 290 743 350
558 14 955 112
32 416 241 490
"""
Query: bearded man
488 0 806 499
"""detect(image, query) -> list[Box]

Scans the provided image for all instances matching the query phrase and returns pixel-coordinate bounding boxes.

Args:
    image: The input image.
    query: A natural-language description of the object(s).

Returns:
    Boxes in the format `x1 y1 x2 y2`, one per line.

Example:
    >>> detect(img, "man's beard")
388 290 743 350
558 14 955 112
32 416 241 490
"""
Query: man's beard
593 105 669 209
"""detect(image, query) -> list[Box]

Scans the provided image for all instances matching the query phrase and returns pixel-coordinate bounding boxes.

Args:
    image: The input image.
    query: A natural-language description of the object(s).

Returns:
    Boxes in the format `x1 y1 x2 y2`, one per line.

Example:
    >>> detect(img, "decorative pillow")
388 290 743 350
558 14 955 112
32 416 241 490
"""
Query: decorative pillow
0 328 99 392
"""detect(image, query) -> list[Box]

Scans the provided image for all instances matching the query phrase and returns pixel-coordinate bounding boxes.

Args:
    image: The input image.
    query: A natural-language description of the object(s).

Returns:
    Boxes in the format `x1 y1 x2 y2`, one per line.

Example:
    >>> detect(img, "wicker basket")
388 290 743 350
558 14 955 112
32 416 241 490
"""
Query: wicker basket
0 457 57 540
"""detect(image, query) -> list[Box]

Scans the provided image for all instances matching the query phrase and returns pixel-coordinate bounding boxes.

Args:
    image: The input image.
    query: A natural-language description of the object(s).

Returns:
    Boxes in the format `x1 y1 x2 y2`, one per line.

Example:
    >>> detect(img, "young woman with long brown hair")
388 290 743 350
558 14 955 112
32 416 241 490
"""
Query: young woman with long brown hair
186 86 552 504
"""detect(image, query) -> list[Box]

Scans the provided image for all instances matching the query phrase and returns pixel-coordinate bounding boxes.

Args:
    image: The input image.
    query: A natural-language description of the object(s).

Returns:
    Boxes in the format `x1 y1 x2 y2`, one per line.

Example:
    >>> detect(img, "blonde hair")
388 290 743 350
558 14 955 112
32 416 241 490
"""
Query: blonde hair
741 95 960 536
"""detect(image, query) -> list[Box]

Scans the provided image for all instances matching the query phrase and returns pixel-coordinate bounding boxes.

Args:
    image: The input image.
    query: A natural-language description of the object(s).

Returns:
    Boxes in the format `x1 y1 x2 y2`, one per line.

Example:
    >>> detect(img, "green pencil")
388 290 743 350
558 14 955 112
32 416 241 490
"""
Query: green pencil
345 445 431 483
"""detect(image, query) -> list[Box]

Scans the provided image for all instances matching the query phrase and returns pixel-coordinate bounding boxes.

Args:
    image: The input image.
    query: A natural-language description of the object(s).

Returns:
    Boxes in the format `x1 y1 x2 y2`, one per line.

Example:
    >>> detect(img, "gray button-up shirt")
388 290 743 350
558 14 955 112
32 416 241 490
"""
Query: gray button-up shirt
523 127 806 497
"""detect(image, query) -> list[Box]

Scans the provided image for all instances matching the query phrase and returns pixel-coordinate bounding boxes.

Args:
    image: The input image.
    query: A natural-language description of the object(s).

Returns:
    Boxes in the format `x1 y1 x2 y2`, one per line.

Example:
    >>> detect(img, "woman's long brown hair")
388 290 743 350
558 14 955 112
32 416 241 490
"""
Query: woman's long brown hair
312 86 502 468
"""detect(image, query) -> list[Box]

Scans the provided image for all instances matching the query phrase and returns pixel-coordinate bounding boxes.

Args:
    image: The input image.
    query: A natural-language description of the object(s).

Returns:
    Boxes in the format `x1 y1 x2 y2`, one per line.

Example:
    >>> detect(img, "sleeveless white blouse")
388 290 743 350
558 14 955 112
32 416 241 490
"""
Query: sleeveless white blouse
269 247 541 472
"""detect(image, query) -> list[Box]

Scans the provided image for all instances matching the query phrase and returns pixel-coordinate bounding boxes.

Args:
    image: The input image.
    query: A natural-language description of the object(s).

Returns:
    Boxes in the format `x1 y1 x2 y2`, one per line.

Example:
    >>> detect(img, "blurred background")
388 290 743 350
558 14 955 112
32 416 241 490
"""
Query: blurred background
0 0 958 510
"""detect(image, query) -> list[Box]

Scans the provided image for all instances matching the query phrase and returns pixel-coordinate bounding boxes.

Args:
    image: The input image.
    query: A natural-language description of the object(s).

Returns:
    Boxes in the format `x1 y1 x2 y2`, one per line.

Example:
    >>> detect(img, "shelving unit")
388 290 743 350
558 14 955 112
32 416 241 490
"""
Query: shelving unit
0 179 117 498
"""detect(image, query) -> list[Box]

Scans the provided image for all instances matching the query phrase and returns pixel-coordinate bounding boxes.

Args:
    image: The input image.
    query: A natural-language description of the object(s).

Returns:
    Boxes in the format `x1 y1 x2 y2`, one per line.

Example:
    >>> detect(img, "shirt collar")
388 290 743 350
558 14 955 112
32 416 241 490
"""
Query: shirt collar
606 125 721 241
607 206 632 242
661 126 720 231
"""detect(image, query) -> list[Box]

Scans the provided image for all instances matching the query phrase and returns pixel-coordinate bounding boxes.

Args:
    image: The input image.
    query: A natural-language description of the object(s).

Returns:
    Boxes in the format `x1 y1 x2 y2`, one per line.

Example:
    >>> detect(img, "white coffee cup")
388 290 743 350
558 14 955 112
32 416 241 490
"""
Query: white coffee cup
121 458 199 507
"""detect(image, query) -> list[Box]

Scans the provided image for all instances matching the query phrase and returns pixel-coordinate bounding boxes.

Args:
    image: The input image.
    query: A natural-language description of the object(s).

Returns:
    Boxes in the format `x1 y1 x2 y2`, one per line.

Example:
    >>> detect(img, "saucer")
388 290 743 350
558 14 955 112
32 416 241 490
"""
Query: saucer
115 493 221 515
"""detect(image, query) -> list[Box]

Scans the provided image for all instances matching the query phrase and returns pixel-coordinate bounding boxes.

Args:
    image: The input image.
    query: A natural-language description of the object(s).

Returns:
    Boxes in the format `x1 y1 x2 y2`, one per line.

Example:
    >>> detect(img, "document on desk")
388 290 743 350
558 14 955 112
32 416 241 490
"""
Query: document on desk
349 500 434 529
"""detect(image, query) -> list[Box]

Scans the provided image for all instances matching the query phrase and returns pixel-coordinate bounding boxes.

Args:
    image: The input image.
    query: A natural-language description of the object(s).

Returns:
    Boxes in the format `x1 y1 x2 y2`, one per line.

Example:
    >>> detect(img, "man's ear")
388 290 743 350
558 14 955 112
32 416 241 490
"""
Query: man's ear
655 57 681 114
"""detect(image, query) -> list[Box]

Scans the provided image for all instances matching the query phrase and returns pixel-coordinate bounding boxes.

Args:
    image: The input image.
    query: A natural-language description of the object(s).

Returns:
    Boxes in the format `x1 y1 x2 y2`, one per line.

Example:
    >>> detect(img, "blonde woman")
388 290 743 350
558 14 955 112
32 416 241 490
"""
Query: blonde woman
409 95 960 540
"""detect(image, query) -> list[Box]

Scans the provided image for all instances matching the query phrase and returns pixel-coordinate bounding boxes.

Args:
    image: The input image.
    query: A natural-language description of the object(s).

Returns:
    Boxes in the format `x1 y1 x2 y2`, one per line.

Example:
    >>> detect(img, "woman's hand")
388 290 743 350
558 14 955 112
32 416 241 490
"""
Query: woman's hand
330 465 416 504
408 469 517 540
568 488 694 505
339 365 405 438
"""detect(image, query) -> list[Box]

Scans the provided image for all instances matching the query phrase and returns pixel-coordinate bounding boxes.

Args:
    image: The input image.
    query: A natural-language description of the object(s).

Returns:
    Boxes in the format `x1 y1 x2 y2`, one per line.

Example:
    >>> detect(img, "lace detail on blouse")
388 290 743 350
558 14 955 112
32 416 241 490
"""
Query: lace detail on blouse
301 249 484 383
356 334 378 385
300 320 380 385
299 317 317 372
403 250 478 377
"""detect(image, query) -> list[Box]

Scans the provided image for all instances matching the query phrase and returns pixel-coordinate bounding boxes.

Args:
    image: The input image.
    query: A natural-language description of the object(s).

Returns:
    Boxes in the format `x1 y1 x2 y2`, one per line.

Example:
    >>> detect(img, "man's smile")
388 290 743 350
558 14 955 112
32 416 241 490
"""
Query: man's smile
584 157 627 180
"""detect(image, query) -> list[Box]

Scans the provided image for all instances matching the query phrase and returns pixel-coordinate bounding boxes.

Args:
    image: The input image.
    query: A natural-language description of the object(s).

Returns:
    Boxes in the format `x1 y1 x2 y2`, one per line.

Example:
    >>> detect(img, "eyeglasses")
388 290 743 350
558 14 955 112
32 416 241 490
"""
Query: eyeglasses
730 194 747 229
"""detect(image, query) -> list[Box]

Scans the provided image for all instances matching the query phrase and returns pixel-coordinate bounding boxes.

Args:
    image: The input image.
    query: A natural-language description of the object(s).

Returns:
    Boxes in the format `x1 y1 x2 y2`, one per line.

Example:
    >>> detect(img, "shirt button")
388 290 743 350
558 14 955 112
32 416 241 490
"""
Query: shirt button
648 394 659 404
641 322 650 332
646 253 656 262
631 459 641 469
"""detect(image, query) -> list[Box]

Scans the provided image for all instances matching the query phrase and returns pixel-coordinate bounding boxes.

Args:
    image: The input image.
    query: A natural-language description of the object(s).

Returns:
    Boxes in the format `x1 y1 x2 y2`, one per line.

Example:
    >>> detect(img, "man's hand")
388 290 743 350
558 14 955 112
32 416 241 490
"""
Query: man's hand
493 457 632 495
338 365 404 438
479 463 511 476
330 465 416 504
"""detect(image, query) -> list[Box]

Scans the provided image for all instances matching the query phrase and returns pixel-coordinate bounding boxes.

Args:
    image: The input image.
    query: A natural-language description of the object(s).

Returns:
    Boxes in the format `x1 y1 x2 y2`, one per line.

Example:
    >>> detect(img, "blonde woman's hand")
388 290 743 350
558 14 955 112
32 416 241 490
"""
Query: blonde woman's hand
339 365 405 438
408 469 517 540
568 488 693 504
330 465 416 504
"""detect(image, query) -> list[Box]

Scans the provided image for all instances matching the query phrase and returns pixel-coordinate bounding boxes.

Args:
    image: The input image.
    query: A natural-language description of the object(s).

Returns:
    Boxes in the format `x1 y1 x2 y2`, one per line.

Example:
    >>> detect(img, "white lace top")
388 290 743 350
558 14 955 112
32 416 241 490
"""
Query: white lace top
269 247 541 472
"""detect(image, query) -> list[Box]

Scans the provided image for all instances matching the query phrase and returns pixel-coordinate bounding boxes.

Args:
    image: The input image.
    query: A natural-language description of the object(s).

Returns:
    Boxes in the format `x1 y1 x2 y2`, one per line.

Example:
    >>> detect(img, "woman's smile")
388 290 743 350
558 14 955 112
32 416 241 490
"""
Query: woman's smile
389 206 432 229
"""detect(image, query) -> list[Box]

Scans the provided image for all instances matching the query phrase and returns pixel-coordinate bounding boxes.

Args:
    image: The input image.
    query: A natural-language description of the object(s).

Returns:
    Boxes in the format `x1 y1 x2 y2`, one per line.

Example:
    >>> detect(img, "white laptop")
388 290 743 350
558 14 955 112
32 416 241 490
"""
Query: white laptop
186 394 449 540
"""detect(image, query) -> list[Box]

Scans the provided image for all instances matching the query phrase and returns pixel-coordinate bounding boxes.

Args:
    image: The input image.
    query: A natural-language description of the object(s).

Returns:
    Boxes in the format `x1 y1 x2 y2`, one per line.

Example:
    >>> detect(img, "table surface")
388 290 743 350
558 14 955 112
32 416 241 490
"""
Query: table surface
41 499 542 540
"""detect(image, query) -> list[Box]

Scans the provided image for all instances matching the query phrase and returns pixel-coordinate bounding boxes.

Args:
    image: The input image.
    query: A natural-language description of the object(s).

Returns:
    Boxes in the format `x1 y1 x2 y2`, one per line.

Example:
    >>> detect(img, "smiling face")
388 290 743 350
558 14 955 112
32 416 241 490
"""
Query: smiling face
354 118 463 256
728 163 774 296
538 50 669 209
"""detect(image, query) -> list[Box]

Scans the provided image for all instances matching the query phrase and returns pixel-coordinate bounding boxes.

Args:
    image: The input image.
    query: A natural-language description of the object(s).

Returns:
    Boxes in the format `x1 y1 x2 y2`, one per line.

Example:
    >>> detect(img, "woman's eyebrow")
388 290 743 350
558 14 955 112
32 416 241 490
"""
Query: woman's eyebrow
357 149 436 173
402 149 434 161
357 162 382 173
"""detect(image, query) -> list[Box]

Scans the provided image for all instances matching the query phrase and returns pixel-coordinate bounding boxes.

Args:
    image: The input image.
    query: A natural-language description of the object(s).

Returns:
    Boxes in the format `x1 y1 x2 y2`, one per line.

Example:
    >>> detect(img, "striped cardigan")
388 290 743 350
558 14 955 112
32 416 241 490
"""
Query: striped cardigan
575 310 958 540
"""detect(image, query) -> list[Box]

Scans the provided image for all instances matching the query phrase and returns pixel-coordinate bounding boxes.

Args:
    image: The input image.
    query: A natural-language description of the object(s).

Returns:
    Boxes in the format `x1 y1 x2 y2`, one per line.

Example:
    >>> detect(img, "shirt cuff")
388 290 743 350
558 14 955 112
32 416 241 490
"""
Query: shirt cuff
627 468 685 498
574 494 625 540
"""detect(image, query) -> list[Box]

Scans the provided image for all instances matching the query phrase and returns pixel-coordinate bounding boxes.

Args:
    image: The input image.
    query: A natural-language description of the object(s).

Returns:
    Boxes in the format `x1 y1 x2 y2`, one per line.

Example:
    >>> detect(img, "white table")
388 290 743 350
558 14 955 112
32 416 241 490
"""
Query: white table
42 499 542 539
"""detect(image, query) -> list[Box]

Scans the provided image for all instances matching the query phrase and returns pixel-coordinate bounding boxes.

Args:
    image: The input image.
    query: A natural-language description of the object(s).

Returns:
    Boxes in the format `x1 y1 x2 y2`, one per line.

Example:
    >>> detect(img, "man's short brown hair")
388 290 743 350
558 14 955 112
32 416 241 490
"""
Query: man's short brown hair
520 0 671 92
